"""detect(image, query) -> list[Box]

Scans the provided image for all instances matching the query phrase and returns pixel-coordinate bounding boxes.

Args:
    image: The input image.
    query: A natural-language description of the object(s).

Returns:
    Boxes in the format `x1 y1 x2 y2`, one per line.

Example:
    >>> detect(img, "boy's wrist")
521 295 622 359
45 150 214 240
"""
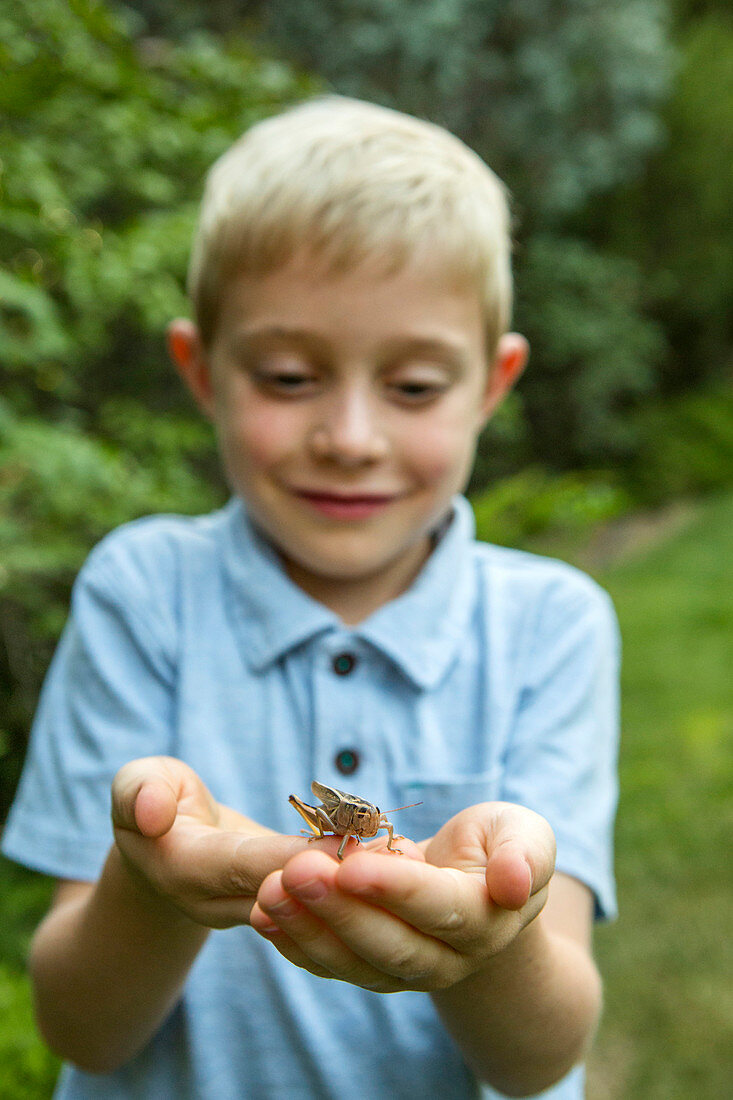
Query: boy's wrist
435 907 548 1002
107 842 209 938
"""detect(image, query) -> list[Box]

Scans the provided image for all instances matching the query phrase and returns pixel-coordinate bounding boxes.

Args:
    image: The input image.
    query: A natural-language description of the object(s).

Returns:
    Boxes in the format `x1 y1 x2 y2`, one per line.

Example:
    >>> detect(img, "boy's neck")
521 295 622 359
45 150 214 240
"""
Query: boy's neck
282 537 434 626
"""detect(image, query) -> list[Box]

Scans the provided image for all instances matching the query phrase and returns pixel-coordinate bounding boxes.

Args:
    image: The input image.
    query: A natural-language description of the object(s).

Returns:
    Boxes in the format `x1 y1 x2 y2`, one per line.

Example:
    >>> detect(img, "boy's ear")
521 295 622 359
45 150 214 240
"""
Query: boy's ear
167 318 216 418
480 333 529 423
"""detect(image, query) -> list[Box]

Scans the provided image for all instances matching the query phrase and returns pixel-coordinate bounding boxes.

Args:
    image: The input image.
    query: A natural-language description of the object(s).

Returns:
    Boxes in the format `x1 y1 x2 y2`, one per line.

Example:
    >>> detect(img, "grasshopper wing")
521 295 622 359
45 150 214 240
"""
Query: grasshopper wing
310 781 345 811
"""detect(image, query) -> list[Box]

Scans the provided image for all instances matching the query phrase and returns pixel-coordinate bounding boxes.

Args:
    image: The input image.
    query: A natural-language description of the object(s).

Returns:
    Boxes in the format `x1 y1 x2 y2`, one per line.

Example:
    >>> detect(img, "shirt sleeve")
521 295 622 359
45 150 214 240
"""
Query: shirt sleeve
1 530 178 881
500 571 621 920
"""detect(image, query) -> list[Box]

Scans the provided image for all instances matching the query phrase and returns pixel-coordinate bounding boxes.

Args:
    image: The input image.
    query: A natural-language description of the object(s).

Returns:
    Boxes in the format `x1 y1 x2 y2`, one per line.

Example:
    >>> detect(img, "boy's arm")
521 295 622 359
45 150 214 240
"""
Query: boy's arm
429 872 601 1096
30 852 209 1074
28 756 324 1074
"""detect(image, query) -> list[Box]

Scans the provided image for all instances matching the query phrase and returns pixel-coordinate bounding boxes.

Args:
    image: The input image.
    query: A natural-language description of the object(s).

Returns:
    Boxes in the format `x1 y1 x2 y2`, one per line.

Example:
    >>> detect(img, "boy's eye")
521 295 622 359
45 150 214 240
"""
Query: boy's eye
395 380 441 398
251 356 318 393
388 364 452 403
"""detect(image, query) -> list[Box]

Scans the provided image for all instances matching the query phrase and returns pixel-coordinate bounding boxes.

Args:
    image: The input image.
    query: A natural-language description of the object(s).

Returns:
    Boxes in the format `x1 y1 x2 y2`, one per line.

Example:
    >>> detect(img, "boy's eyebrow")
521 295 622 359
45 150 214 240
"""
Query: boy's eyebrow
379 335 469 366
228 325 469 364
229 325 329 354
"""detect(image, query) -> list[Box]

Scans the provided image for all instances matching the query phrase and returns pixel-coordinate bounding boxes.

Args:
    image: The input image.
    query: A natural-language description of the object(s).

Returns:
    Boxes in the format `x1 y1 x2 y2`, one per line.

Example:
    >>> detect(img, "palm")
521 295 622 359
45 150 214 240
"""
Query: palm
424 802 555 911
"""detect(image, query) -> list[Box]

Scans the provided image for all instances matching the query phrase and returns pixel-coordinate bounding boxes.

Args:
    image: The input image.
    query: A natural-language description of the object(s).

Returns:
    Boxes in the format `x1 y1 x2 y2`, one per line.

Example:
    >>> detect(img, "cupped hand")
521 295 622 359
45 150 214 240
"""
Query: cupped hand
249 802 555 992
111 756 342 929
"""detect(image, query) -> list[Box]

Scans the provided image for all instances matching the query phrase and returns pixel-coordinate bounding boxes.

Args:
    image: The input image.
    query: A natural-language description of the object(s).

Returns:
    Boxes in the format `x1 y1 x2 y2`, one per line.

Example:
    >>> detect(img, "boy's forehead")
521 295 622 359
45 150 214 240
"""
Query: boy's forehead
221 247 480 313
216 252 485 351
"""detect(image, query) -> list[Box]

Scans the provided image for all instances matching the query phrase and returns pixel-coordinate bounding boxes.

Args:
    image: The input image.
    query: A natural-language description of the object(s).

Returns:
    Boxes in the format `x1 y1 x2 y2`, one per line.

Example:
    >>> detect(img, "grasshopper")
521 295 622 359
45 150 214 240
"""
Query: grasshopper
288 780 422 860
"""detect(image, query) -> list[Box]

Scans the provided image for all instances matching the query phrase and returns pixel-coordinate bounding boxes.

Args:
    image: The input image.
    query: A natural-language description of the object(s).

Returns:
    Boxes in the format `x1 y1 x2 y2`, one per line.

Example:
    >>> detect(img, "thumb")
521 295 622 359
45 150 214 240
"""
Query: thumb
111 757 185 838
485 805 556 911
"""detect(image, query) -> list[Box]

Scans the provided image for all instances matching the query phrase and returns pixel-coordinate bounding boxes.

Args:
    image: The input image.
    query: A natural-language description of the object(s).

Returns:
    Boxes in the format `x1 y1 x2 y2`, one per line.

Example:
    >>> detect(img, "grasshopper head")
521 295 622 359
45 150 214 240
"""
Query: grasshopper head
351 802 380 837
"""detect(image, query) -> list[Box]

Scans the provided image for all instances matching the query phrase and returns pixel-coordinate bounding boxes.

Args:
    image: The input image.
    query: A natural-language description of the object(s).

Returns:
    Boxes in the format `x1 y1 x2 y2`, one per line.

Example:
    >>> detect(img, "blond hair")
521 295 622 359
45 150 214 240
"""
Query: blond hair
188 96 513 356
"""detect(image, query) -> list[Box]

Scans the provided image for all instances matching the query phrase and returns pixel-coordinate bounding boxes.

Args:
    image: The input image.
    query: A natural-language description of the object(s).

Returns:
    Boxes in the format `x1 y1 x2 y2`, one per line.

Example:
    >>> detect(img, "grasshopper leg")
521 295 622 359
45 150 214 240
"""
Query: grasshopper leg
337 832 363 860
382 822 405 854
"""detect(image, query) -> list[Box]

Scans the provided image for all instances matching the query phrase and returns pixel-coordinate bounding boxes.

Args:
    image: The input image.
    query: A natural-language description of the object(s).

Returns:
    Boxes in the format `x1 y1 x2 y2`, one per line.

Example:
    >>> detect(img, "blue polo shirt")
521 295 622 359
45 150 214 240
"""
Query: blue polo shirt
2 495 619 1099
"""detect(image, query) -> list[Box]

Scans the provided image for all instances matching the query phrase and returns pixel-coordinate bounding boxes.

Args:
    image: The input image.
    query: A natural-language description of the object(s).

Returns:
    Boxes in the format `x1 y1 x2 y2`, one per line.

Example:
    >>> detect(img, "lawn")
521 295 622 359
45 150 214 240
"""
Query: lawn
0 862 58 1094
0 491 731 1097
585 490 733 1098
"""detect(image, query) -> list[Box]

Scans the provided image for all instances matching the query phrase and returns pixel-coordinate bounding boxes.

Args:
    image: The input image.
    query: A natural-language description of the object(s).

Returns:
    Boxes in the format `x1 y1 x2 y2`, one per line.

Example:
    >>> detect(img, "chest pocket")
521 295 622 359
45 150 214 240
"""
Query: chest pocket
393 768 501 843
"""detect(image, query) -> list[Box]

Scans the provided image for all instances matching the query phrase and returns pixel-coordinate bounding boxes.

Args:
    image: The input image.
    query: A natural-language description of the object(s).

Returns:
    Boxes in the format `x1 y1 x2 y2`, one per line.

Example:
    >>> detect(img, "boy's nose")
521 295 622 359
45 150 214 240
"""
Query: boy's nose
309 386 389 465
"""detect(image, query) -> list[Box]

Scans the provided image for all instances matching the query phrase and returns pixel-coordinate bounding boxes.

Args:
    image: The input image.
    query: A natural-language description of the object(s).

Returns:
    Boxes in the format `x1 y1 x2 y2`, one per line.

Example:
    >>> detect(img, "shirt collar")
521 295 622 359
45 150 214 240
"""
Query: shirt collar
356 497 477 688
221 496 477 690
222 500 340 669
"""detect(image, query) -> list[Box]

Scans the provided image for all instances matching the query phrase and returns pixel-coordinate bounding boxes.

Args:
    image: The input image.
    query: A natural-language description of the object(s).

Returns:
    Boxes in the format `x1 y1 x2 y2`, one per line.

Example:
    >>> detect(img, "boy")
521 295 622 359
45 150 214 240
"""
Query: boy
2 97 619 1098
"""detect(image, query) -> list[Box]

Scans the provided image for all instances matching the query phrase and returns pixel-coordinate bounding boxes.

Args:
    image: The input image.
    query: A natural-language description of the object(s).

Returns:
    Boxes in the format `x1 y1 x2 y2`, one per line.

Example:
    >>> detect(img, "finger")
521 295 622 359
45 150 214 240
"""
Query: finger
426 802 556 911
361 835 426 861
111 757 181 836
250 896 361 983
335 849 493 951
133 779 178 838
485 843 533 910
270 851 462 989
337 850 547 965
255 870 412 991
112 826 330 929
483 807 556 911
163 830 346 906
154 830 293 895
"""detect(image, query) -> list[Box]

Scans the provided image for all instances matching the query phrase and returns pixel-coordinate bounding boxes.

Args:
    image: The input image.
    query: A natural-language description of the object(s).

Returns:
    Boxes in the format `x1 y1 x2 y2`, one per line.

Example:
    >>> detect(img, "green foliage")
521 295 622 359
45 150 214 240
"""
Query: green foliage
471 467 630 549
0 0 316 816
114 0 247 37
0 398 221 610
260 0 671 222
0 0 314 410
471 387 733 558
590 10 733 390
514 236 665 467
627 387 733 504
0 860 55 972
648 13 733 374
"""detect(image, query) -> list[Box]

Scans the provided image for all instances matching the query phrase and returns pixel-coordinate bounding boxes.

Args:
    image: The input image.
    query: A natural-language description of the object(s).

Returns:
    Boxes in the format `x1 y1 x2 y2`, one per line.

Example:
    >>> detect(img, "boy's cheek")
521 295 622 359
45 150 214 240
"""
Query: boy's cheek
409 432 478 487
219 411 289 468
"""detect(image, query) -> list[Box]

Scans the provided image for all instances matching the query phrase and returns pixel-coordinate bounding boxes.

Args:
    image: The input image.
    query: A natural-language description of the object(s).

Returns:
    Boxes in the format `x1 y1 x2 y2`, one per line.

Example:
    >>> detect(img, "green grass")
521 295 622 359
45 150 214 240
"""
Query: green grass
583 492 733 1098
1 492 731 1097
0 862 58 1096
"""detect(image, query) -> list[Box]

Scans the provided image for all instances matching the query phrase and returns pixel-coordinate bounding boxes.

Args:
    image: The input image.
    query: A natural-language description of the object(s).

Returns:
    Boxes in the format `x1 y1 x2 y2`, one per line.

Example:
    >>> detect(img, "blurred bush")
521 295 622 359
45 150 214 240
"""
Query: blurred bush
0 0 314 414
0 0 316 816
513 237 665 469
471 468 631 549
586 6 733 392
628 387 733 504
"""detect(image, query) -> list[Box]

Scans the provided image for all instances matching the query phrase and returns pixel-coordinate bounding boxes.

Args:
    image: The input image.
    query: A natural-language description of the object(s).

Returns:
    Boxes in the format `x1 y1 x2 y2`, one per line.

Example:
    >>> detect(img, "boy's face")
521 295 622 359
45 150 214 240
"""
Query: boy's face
169 253 527 621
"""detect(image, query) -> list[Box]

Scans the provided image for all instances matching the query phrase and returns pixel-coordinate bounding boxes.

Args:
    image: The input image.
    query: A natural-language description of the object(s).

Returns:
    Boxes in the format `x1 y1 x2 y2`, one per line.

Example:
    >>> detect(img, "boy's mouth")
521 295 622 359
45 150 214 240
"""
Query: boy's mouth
292 489 398 520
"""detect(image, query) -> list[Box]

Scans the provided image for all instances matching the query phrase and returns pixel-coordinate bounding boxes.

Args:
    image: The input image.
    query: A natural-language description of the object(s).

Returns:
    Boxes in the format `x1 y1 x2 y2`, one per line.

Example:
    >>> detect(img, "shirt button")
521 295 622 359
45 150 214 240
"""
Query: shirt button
332 652 357 676
335 748 360 776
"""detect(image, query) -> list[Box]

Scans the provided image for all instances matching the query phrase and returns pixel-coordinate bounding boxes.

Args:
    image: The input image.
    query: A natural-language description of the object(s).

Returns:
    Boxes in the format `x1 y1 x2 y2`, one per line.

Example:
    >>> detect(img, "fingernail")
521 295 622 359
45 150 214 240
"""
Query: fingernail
291 878 327 901
524 859 534 893
267 895 300 917
255 921 280 935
